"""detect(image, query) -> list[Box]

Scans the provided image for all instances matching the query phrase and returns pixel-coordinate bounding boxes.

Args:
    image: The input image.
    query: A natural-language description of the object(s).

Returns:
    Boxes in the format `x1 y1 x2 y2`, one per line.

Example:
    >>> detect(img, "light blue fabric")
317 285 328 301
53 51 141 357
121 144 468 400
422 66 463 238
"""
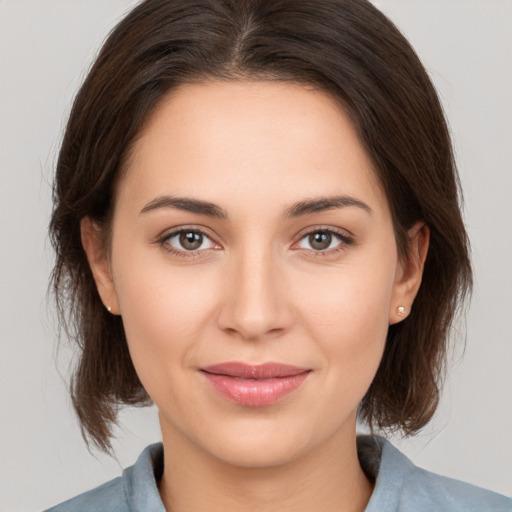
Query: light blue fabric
362 437 511 512
45 436 512 512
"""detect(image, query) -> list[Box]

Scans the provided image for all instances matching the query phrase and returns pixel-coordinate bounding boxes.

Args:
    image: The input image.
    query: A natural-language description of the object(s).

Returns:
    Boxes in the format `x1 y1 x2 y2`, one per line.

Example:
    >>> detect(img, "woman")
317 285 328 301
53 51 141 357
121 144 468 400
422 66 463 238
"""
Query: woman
45 0 511 510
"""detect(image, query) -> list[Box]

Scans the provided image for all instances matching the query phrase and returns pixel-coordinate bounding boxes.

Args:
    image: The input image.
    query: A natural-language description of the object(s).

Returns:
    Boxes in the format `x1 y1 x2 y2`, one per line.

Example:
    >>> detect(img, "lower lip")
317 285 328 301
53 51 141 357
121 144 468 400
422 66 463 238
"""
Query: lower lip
201 371 310 407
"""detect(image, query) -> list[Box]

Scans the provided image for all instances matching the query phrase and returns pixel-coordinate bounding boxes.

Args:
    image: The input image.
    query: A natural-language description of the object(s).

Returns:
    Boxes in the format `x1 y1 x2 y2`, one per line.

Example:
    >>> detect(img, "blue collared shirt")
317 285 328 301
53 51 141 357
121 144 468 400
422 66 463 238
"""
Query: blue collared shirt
45 436 512 511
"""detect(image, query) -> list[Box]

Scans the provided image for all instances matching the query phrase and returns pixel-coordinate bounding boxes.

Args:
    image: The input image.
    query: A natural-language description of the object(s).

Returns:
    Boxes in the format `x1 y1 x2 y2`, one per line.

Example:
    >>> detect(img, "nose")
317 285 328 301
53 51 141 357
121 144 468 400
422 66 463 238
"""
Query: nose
216 247 294 341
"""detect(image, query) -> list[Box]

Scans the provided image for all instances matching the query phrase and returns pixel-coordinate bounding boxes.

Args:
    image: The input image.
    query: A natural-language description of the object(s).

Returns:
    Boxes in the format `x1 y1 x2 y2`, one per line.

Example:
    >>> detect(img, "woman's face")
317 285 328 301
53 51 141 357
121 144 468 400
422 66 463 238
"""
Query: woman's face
85 81 423 467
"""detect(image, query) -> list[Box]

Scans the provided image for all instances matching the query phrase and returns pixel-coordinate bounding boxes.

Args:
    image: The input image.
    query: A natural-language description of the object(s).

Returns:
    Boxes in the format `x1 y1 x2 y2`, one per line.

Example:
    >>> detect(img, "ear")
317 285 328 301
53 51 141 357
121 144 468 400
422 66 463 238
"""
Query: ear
389 222 429 325
80 217 120 315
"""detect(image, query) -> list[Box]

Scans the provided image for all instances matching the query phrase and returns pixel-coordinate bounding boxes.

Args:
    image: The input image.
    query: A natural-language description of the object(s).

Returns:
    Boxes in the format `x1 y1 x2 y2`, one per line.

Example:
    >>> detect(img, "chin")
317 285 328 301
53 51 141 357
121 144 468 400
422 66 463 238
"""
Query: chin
209 436 306 469
189 413 335 470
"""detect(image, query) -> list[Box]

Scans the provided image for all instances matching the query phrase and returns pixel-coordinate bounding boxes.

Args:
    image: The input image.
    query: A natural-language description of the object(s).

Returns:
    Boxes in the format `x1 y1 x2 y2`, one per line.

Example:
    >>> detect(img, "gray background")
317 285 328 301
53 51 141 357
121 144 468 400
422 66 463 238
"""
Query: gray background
0 1 511 510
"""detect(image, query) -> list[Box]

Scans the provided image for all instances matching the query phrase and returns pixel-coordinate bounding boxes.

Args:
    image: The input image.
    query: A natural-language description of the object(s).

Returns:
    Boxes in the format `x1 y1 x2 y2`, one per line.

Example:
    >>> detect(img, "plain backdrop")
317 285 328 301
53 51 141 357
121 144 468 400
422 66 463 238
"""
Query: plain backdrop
0 1 511 511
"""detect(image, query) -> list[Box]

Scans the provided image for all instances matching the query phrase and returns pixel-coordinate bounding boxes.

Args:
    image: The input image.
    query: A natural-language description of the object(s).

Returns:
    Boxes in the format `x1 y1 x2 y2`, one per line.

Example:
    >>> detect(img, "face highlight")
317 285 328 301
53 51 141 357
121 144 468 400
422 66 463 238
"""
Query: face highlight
84 81 420 468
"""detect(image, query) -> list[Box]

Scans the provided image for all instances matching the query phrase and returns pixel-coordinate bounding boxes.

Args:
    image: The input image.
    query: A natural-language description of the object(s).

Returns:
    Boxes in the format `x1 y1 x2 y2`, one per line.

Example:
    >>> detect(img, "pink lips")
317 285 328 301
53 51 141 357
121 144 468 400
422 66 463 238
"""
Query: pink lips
200 362 311 407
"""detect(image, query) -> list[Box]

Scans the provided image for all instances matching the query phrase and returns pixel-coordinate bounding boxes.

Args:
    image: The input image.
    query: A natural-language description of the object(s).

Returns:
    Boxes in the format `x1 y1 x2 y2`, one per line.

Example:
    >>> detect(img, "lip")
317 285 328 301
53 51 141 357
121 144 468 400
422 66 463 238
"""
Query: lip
200 362 311 407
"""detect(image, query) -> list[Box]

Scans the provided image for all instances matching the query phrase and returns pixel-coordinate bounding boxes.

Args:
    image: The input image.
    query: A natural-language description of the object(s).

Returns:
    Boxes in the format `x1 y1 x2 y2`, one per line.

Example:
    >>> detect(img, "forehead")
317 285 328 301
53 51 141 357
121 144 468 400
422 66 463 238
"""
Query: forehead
118 80 387 216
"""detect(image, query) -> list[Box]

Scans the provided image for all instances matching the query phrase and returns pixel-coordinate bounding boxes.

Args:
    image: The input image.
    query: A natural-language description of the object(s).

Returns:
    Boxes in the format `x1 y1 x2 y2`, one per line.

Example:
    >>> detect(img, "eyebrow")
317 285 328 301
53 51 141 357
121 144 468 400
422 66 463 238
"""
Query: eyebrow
139 194 372 219
283 195 372 218
140 196 228 219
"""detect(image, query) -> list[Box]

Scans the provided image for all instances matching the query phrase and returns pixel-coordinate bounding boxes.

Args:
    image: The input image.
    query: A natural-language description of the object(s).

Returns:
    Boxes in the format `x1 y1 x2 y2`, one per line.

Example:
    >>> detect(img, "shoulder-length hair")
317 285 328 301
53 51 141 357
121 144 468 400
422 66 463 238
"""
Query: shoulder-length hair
50 0 472 452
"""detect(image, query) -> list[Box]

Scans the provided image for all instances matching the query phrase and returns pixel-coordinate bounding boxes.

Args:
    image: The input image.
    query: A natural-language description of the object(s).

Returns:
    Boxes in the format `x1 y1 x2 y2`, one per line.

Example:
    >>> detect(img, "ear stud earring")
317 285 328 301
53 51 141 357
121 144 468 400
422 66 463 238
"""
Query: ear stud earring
397 305 406 316
106 305 112 313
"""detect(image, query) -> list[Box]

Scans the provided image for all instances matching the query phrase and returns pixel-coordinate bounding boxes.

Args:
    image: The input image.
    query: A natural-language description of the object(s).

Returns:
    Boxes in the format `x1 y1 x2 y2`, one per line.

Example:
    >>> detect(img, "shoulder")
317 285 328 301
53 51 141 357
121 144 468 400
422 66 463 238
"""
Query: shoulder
360 436 512 512
43 477 127 512
401 465 512 512
44 443 165 512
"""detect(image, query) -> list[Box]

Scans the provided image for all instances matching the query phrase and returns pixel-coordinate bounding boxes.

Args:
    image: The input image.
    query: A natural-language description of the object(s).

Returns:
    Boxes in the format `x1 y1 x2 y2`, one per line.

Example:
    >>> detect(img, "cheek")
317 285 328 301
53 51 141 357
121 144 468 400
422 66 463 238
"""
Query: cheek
294 252 396 385
110 249 221 390
306 286 389 373
298 261 395 340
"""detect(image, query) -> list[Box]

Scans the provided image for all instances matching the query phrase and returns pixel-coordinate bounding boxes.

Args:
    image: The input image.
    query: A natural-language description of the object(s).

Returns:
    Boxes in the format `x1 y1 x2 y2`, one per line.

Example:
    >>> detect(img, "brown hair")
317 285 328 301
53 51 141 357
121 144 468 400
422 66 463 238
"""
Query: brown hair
50 0 472 452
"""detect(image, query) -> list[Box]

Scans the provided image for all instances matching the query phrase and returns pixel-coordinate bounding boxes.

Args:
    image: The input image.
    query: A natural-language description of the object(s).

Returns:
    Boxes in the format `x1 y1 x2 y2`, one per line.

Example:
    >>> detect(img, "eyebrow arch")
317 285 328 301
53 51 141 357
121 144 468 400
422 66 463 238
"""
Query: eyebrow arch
139 194 372 220
283 195 372 219
140 196 228 219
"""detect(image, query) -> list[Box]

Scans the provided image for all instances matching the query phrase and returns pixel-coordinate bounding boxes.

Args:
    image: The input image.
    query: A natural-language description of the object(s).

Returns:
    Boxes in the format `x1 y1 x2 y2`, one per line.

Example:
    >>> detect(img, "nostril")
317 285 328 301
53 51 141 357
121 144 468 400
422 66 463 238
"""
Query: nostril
216 265 294 339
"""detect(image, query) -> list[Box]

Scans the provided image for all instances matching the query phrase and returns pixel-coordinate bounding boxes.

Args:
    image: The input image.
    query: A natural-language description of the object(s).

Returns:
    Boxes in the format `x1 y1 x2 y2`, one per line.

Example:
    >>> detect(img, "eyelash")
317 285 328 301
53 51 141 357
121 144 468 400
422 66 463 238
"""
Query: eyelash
295 228 354 257
158 228 218 260
157 227 354 259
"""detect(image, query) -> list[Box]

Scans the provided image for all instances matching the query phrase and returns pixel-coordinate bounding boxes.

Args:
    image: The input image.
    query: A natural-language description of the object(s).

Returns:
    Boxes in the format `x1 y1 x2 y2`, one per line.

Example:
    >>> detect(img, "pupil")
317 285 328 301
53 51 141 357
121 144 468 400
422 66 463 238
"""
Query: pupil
310 232 331 250
180 231 202 250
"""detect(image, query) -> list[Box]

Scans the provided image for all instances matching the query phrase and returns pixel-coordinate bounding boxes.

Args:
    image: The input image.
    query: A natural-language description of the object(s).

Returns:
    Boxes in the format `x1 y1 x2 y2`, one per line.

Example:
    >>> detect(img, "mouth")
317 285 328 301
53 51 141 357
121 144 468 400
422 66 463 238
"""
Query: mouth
199 362 311 407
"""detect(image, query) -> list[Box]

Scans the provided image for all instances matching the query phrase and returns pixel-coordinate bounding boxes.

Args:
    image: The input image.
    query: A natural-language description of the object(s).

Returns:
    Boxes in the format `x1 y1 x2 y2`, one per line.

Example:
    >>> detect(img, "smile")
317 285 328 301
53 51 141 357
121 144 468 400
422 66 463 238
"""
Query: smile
200 362 311 407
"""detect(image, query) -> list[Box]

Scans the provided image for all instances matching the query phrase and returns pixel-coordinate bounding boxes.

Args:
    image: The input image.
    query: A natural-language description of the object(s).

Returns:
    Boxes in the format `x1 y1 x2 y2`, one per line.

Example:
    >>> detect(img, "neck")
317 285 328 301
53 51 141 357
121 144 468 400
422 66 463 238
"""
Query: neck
158 420 373 512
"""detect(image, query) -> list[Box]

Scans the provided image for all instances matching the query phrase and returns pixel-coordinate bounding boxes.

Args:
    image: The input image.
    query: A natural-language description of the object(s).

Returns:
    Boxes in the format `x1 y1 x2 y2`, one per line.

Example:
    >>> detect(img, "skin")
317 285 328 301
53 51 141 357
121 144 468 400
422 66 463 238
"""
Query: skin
82 81 428 512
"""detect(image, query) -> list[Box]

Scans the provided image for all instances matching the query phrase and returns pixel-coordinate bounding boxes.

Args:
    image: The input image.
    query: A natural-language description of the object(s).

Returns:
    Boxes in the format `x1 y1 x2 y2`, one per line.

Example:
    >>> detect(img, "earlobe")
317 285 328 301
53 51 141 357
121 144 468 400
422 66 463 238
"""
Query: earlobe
80 217 120 315
389 222 429 325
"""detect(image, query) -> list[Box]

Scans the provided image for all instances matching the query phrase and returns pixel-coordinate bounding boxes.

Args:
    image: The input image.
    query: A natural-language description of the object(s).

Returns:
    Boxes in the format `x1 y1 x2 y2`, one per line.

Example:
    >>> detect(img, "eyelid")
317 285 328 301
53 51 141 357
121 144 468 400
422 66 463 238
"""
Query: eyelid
291 226 354 253
157 225 222 257
155 224 353 259
157 224 220 242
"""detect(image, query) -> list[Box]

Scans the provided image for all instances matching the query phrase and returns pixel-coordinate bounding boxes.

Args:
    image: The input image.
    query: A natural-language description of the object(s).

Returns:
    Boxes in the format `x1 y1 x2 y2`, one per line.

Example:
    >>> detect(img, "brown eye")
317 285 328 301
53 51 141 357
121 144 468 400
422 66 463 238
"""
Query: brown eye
308 231 332 250
296 229 352 254
162 229 216 254
179 231 204 250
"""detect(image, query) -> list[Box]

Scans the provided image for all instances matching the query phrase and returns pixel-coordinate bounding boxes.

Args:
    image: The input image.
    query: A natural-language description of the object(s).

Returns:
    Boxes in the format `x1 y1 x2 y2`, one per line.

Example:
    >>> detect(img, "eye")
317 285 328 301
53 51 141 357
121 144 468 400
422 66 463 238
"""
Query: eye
161 229 217 254
296 229 352 253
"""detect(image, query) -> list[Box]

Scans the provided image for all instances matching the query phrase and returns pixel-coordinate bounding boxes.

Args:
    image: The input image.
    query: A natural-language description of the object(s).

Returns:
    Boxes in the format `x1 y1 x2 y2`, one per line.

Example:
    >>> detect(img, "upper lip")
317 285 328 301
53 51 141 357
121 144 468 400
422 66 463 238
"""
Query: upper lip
200 362 310 379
